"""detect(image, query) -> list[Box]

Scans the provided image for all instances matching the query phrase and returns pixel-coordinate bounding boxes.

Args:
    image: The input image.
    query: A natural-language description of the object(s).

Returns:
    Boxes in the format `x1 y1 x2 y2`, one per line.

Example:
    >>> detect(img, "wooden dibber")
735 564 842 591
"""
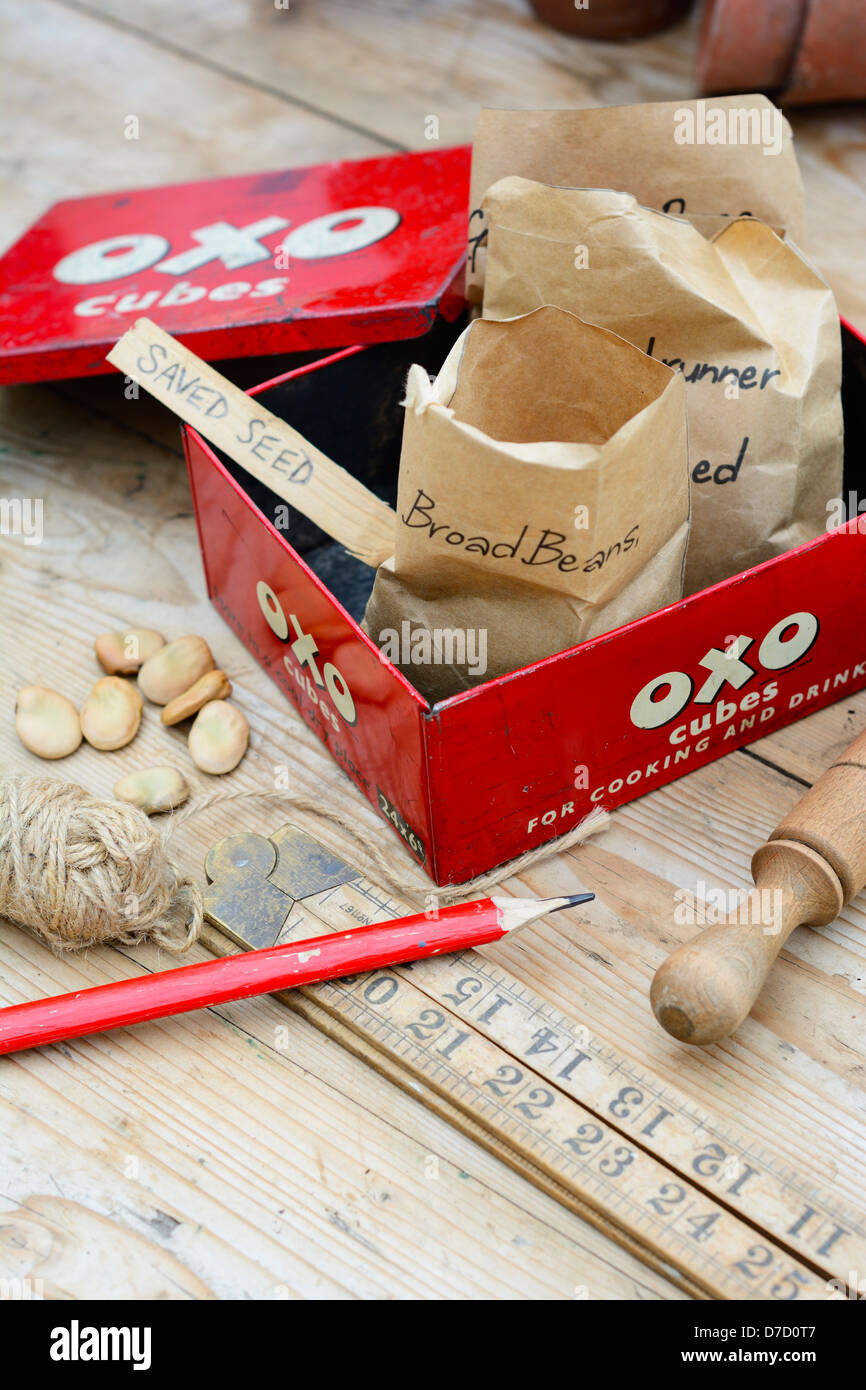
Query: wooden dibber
651 727 866 1045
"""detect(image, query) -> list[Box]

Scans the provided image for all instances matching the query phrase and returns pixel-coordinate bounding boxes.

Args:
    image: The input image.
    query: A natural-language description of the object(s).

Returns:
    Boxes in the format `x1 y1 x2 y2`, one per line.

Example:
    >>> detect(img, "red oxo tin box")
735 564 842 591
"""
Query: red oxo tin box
0 147 470 384
184 312 866 886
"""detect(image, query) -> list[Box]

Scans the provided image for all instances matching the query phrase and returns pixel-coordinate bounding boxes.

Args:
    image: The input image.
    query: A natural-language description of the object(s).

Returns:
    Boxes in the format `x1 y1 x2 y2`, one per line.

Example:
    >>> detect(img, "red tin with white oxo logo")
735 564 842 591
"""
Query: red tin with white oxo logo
0 146 470 384
8 142 865 883
184 307 866 885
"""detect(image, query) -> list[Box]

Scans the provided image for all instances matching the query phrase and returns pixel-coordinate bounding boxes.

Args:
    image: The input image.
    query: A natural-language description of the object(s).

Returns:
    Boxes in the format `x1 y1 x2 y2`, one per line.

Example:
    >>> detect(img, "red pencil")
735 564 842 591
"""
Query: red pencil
0 894 593 1056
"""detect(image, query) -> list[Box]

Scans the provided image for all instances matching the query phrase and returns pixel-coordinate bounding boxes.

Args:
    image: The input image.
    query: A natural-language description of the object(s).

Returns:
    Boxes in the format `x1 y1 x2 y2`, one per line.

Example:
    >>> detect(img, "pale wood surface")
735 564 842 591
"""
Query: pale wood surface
1 0 865 1301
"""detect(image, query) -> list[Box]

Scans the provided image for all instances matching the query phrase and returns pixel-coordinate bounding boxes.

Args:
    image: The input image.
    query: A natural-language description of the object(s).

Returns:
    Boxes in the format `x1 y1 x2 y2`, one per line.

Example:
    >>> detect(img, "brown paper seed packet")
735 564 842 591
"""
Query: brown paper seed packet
363 305 690 702
467 95 805 305
481 179 843 594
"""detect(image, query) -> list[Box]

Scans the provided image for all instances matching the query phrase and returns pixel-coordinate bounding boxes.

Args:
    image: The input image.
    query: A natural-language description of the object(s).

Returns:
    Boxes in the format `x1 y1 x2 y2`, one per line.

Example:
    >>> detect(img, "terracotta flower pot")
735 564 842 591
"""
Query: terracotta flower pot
696 0 866 104
529 0 694 42
696 0 804 94
783 0 866 104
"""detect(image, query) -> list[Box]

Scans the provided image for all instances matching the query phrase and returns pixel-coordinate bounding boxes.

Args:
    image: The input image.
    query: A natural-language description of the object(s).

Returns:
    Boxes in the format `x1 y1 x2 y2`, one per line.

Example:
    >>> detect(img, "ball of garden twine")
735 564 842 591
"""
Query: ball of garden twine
0 772 609 955
0 773 201 953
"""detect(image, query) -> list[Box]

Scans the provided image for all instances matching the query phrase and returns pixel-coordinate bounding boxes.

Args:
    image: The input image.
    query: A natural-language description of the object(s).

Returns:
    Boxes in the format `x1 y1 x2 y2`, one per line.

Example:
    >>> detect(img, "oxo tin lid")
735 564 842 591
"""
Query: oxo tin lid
0 145 470 385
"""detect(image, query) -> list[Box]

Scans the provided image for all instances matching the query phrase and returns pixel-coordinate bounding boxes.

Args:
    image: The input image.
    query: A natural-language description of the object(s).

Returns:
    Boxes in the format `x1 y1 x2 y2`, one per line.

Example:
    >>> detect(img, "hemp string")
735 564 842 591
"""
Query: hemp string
0 772 609 955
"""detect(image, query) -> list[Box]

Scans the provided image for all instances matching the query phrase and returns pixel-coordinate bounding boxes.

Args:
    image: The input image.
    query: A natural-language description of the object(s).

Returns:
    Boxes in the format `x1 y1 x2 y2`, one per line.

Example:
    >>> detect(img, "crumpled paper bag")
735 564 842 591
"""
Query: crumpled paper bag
363 305 690 702
481 179 842 593
467 95 805 306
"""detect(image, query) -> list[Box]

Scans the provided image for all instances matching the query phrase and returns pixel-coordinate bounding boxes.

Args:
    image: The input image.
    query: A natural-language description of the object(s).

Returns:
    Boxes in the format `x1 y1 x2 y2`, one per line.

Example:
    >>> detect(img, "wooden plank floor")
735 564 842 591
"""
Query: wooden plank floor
1 0 864 1300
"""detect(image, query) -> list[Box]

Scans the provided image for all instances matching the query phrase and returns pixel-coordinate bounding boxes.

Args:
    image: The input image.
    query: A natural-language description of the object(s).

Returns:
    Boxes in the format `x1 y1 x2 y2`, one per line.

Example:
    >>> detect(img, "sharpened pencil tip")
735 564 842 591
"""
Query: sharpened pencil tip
493 892 596 934
549 893 595 912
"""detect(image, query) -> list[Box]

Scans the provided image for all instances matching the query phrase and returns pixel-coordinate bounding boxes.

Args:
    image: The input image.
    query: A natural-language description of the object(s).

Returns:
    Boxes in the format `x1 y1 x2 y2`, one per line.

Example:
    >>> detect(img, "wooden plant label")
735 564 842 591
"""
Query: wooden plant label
108 318 396 567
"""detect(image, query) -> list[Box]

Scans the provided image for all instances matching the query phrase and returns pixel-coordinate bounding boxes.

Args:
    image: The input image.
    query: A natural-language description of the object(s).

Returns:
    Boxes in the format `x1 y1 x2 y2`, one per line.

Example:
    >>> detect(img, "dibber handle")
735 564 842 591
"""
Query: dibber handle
650 840 843 1045
651 725 866 1045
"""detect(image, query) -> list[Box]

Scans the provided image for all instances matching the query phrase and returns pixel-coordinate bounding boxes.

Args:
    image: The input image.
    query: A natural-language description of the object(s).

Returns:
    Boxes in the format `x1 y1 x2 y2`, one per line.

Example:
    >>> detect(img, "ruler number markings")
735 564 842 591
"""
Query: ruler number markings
403 950 864 1272
314 967 827 1299
287 875 864 1290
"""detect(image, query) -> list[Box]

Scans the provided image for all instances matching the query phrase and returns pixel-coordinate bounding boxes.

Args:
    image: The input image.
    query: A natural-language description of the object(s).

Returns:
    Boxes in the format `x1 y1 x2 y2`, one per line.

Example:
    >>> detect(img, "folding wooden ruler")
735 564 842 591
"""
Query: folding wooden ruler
199 822 866 1301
